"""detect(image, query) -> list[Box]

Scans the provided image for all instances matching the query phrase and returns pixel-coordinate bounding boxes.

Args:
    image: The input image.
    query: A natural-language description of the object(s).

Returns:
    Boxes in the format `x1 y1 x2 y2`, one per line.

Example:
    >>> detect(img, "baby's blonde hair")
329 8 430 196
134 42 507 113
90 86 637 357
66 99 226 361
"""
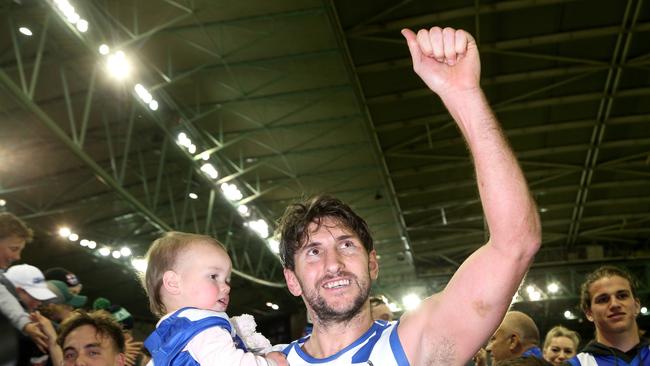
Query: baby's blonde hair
144 231 226 317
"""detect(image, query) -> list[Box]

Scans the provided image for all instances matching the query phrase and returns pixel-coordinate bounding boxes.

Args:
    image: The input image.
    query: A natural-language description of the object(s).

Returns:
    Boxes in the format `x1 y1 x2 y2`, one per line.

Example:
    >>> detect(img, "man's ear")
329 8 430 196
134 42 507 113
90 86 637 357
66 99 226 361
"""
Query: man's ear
509 333 520 351
368 250 379 281
284 268 302 297
162 270 181 295
116 352 126 366
634 297 641 316
585 307 594 322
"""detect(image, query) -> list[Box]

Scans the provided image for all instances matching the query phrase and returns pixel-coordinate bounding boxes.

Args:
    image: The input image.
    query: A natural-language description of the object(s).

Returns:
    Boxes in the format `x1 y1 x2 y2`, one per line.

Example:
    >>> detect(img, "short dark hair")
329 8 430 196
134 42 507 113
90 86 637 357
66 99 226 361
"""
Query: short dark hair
57 310 125 353
580 265 638 313
0 213 33 242
277 196 374 270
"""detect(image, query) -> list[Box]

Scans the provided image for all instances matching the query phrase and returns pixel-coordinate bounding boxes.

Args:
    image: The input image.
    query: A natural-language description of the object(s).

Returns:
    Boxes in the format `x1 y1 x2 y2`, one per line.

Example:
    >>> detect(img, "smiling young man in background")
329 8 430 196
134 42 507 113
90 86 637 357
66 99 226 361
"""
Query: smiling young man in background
567 266 648 366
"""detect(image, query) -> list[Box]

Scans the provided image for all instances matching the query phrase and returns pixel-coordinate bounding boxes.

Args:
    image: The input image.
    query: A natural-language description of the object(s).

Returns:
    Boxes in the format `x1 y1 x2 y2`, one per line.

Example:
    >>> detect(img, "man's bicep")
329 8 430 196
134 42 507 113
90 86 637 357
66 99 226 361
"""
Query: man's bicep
415 243 531 362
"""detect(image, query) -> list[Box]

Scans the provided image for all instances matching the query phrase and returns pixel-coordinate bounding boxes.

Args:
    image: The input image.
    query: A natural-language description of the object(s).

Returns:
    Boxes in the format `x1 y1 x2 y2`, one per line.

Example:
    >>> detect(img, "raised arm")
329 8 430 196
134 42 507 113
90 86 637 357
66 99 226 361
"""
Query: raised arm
32 311 63 365
397 27 541 365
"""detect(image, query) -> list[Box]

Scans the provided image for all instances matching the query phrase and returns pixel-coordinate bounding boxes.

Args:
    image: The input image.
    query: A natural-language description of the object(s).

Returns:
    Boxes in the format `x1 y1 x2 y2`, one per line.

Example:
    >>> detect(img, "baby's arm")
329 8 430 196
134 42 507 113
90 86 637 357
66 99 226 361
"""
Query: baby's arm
263 351 288 366
186 326 285 366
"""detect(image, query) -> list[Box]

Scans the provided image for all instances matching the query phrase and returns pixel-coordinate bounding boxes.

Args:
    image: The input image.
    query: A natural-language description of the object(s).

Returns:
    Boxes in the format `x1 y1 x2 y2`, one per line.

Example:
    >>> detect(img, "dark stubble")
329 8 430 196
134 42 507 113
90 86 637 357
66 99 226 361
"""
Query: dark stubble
300 269 371 326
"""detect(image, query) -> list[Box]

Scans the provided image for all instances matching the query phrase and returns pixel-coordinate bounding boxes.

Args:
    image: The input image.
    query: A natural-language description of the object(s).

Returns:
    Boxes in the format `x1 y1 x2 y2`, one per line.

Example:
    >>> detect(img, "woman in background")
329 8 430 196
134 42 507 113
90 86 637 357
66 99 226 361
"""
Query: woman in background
543 325 580 365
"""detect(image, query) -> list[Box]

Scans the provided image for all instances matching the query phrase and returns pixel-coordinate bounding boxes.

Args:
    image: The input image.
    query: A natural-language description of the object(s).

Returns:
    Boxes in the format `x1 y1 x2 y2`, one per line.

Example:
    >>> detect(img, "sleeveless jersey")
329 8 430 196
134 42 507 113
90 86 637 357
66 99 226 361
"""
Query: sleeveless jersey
283 320 409 366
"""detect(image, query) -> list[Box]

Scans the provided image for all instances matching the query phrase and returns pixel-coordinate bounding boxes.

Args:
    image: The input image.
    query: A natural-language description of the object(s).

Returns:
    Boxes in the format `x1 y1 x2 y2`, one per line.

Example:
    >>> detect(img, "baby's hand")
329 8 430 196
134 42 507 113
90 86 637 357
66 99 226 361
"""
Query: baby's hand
265 351 288 366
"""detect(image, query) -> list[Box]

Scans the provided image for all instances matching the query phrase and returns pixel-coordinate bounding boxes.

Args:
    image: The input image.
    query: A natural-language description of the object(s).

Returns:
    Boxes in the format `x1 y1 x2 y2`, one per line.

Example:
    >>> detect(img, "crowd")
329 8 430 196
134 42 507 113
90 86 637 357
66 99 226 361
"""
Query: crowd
1 25 647 366
0 212 144 366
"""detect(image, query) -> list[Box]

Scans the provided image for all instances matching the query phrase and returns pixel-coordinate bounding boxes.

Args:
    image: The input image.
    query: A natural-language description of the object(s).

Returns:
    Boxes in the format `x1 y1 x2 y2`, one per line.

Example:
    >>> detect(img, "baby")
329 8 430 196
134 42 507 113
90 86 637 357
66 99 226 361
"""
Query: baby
143 231 287 366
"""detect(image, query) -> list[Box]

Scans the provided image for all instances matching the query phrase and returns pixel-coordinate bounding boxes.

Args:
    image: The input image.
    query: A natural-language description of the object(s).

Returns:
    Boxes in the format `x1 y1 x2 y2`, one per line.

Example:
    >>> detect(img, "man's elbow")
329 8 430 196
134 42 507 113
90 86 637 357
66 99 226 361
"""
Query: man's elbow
498 206 541 261
520 208 542 259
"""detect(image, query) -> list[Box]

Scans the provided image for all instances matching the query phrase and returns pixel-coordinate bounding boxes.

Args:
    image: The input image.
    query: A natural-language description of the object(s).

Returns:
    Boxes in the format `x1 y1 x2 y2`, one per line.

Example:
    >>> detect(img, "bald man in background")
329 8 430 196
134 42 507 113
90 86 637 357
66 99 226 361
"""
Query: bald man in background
486 311 544 364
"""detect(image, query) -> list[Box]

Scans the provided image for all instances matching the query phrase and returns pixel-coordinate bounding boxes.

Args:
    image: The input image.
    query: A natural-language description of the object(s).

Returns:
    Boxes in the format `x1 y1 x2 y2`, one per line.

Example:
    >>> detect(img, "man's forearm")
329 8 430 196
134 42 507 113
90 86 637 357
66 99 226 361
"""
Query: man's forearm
0 283 30 332
441 88 541 255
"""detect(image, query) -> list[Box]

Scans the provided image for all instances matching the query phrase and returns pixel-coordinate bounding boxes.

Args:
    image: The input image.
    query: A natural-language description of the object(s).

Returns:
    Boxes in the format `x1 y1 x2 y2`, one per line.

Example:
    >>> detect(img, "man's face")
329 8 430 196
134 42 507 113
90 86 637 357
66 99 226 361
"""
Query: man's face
284 217 378 324
16 288 42 312
0 235 26 269
62 324 125 366
486 327 514 363
585 275 640 336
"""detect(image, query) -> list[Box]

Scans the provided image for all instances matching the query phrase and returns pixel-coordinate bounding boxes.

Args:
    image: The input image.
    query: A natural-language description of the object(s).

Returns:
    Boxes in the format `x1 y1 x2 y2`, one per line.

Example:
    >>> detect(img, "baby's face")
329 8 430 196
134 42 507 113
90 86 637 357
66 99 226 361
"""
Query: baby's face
176 242 232 312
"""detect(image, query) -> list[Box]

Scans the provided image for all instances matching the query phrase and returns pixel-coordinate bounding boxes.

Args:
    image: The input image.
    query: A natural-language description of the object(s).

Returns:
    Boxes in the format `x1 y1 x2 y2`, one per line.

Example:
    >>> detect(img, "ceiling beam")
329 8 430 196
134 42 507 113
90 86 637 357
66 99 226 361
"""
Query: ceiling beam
324 0 416 273
355 22 650 73
566 0 644 247
349 0 584 36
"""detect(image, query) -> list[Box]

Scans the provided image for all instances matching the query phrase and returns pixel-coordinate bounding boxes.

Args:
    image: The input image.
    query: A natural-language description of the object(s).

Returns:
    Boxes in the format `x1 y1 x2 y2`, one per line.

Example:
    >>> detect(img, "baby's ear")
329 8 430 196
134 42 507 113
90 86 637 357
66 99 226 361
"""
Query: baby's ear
162 270 181 295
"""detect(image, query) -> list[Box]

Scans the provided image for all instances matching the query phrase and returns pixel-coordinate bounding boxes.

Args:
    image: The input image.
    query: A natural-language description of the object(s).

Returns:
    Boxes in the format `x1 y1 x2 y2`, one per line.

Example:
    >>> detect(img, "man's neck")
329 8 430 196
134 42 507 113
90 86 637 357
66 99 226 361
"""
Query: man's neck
303 309 375 358
596 325 640 352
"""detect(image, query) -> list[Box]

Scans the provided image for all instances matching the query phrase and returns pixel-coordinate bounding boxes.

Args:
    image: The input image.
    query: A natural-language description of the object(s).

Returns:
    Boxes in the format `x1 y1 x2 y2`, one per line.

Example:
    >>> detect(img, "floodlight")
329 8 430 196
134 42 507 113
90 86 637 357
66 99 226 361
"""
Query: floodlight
402 294 421 311
99 44 110 55
247 219 269 238
106 51 131 80
200 163 219 179
58 227 72 238
76 19 88 32
131 258 147 273
19 27 32 36
237 205 249 216
267 238 280 254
